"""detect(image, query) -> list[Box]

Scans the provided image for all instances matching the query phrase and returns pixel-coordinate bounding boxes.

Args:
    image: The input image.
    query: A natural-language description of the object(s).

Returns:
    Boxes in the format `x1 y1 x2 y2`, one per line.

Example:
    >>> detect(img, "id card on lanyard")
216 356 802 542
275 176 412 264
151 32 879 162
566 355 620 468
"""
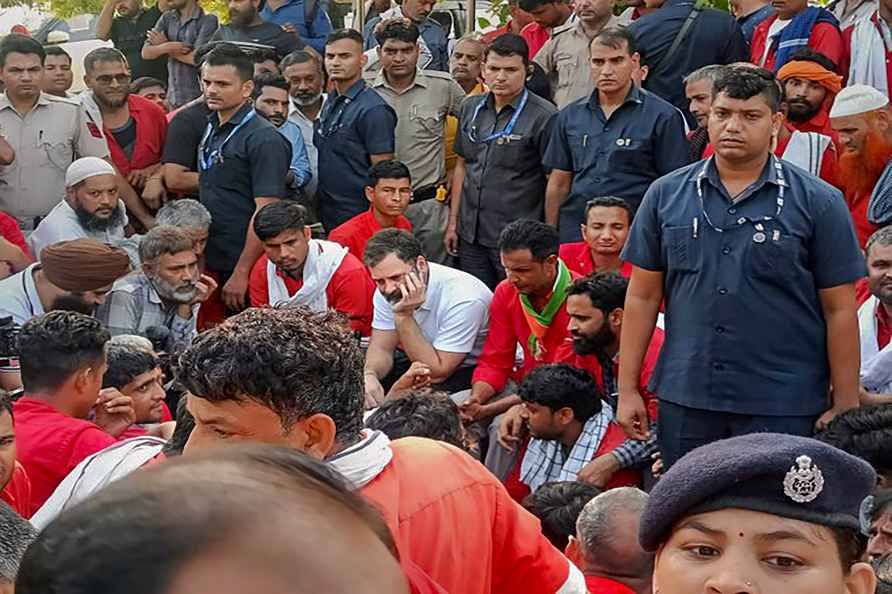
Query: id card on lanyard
198 108 257 172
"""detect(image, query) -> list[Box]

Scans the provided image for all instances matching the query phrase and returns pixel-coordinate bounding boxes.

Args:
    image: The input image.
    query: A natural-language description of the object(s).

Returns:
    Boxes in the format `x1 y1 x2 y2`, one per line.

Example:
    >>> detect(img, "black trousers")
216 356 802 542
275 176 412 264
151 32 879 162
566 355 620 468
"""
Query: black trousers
458 239 505 292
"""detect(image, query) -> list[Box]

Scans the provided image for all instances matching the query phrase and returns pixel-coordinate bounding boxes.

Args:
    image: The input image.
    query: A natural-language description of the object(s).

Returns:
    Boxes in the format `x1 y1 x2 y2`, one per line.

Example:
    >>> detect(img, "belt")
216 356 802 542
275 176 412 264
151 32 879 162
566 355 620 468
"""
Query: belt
411 185 439 204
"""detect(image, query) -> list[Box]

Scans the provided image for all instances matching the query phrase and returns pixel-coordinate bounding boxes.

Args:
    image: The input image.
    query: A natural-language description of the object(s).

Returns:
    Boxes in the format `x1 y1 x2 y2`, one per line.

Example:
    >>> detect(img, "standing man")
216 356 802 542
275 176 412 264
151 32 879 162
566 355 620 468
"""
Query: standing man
315 29 396 232
370 19 464 264
750 0 844 72
544 28 689 243
843 0 892 97
517 0 576 59
41 46 74 98
251 73 311 198
447 34 557 290
445 36 485 178
830 85 892 247
684 64 726 161
534 0 624 109
197 44 291 312
212 0 303 60
0 35 112 232
777 49 842 139
730 0 774 45
97 0 169 82
261 0 333 55
364 0 448 72
618 68 865 468
630 0 748 118
282 50 325 208
142 0 219 109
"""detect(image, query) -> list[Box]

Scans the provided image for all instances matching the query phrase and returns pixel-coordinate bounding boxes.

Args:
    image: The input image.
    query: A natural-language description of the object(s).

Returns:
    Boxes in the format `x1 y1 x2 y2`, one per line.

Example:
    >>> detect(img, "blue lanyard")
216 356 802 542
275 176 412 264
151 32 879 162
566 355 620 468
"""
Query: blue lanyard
467 89 528 144
198 108 256 171
695 155 786 234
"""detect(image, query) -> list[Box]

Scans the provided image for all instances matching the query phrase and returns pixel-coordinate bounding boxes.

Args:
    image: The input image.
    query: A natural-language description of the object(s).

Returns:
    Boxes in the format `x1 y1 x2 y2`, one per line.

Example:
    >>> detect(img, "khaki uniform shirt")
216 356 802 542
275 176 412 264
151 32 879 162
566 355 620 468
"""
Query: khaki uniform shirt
372 69 465 189
0 93 110 224
535 14 628 109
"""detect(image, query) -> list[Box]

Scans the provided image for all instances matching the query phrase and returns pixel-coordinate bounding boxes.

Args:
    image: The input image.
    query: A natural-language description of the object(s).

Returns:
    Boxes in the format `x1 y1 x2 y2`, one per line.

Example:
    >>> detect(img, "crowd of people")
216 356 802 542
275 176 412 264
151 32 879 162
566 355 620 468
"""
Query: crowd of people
0 0 891 590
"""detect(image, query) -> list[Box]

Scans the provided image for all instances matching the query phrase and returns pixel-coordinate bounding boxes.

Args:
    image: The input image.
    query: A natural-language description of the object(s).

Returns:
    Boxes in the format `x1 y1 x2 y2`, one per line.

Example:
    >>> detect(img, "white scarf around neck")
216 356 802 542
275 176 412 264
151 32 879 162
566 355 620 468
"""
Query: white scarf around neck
328 429 393 489
267 239 348 311
858 295 892 393
848 16 889 97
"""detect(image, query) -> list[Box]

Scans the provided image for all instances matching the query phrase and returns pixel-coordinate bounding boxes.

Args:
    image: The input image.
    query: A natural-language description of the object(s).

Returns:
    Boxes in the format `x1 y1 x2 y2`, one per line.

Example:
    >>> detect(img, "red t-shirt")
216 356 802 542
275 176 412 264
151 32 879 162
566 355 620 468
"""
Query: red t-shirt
327 209 413 263
472 272 580 394
105 94 168 176
585 575 636 594
750 15 845 71
521 22 551 58
559 242 633 278
845 188 879 248
248 251 375 336
0 210 30 259
13 397 118 511
0 461 33 518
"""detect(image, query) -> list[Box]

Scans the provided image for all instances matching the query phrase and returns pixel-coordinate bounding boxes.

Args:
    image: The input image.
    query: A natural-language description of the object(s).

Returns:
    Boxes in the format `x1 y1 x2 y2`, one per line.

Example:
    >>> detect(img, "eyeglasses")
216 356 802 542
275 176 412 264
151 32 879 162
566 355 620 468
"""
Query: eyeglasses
95 74 131 86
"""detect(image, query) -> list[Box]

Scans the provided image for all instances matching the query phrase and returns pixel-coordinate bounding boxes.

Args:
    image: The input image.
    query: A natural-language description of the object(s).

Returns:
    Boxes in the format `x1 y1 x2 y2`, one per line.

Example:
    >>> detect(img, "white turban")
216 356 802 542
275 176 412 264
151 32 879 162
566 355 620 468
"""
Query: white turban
65 157 116 187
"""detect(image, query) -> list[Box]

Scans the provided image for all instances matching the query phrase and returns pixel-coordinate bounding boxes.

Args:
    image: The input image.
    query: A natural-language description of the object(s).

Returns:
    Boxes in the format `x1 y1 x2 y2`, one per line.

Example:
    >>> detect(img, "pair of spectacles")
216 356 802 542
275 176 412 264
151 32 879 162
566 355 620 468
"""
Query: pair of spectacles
95 74 131 86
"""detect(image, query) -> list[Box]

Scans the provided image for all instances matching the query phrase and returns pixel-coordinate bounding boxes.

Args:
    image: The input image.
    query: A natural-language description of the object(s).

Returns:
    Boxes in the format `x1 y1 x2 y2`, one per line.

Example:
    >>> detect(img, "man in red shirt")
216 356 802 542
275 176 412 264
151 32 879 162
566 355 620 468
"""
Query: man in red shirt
0 396 32 518
777 49 843 140
83 47 168 213
0 210 31 280
559 197 633 278
566 487 653 594
830 84 891 247
482 0 535 44
517 0 574 58
248 201 375 336
327 160 413 262
12 311 136 511
178 307 588 594
750 0 844 72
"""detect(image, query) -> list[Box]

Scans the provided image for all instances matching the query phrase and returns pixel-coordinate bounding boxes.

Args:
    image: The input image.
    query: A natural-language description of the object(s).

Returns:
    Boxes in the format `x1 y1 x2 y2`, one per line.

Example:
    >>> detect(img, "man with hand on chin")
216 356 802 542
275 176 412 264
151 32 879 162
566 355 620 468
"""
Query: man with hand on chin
618 67 864 470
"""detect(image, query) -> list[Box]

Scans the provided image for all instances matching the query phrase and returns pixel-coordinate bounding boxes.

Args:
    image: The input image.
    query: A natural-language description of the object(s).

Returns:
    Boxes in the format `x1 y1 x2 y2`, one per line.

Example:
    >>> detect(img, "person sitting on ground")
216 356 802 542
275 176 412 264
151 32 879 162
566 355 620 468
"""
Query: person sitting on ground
0 210 30 281
364 391 467 451
855 227 892 403
328 160 414 262
12 311 136 512
102 341 176 438
155 198 211 258
363 229 492 405
521 481 602 550
868 490 892 562
0 499 36 593
566 487 653 594
817 404 892 486
504 363 640 502
873 554 892 594
17 445 426 594
97 226 217 352
0 396 31 519
29 158 133 265
178 306 589 594
558 197 634 278
248 201 375 335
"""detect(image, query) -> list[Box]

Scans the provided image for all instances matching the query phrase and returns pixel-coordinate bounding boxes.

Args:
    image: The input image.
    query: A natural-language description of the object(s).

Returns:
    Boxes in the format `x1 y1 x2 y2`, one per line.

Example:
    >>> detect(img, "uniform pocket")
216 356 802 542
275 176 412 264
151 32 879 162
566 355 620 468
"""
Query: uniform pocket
37 131 73 171
748 232 797 284
665 225 701 273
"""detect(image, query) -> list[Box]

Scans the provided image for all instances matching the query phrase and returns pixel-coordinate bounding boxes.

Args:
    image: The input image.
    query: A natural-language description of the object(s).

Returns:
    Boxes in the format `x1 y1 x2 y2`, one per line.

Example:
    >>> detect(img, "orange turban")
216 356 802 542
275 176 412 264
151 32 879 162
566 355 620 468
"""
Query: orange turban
777 61 843 96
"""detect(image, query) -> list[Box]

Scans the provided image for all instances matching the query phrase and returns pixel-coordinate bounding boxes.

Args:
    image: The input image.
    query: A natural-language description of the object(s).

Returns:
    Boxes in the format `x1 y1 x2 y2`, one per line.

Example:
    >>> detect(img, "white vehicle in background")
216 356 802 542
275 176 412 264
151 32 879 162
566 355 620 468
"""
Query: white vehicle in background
31 14 112 93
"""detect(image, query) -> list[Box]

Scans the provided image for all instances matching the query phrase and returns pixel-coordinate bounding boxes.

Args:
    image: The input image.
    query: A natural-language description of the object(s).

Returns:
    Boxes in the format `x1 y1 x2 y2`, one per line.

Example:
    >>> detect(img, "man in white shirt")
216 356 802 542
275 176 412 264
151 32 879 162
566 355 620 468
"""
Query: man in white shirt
363 228 492 407
29 157 136 265
858 226 892 405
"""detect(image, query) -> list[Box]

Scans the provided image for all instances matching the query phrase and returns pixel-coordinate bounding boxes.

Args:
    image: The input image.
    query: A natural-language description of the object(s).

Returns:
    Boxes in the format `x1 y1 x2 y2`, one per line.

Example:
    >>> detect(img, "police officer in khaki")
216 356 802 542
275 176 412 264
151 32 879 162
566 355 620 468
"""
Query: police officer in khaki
0 35 111 231
534 0 629 109
369 18 465 264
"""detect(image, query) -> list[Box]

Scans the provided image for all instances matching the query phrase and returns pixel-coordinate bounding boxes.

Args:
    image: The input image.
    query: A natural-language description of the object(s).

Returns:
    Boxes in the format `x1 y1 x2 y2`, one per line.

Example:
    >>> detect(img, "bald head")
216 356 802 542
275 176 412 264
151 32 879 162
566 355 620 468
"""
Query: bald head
575 487 653 580
16 445 410 594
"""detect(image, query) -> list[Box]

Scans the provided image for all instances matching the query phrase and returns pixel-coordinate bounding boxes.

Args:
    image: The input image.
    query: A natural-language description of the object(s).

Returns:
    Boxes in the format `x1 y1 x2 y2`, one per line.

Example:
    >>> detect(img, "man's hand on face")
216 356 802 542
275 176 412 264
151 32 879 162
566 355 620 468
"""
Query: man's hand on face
391 267 427 316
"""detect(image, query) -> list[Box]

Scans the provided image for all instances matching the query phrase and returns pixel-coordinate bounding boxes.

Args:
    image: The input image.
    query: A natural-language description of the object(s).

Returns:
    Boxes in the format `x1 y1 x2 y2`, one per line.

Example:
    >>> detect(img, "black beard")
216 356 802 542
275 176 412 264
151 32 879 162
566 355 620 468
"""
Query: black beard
571 325 615 356
50 294 94 315
95 90 130 109
786 100 820 123
75 203 125 232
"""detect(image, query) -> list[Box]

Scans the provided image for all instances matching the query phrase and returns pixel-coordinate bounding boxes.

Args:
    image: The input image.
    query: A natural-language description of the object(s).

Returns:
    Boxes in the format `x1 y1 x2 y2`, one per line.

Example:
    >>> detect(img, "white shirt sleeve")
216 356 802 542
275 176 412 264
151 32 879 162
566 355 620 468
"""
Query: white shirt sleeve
371 290 396 331
431 296 490 354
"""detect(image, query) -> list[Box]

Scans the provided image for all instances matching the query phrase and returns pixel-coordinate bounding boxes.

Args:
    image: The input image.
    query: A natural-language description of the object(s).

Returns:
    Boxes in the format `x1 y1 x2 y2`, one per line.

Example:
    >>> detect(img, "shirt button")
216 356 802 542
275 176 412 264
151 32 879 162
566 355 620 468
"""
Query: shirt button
718 287 728 295
728 208 737 214
722 247 731 255
716 326 725 334
714 362 725 371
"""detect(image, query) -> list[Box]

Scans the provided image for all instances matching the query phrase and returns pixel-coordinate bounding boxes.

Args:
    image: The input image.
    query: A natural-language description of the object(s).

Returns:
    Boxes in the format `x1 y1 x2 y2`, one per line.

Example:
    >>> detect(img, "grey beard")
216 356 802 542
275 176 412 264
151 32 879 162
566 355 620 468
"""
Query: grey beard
291 92 323 107
75 203 125 232
150 273 197 304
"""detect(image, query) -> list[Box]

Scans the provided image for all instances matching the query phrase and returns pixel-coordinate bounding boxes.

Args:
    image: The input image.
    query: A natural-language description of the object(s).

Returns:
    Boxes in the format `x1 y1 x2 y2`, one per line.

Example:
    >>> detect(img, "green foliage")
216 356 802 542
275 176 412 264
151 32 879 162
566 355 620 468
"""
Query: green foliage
47 0 228 21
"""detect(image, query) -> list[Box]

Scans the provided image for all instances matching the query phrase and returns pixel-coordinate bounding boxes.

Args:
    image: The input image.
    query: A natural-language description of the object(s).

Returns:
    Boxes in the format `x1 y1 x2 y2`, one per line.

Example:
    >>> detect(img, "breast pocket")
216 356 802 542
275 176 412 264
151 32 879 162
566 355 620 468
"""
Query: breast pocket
554 52 578 90
567 132 595 172
748 232 798 285
37 130 73 171
489 135 528 168
664 225 701 273
607 139 648 172
411 106 445 139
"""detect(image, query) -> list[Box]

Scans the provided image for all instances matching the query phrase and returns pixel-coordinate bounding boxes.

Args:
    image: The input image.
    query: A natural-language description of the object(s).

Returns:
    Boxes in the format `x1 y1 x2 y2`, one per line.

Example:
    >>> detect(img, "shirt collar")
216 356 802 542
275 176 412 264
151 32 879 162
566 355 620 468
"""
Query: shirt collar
701 153 785 197
0 92 49 113
176 5 205 23
333 78 367 101
587 83 643 110
484 88 526 112
209 101 253 129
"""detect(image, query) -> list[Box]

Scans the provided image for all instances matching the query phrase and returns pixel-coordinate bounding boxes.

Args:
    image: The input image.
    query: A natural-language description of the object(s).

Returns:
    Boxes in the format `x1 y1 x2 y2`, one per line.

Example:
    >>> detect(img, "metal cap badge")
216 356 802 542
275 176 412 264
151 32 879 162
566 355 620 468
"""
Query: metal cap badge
783 455 825 503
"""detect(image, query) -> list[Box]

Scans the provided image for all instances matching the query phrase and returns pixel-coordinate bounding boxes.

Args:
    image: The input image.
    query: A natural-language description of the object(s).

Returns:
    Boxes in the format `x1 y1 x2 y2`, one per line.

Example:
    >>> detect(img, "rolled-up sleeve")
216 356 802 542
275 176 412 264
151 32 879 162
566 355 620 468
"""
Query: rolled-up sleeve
471 284 517 393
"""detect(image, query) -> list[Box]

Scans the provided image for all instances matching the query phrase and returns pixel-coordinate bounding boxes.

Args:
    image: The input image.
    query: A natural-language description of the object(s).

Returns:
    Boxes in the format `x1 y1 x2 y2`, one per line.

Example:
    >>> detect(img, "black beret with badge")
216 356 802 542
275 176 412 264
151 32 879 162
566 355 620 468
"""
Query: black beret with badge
639 433 877 552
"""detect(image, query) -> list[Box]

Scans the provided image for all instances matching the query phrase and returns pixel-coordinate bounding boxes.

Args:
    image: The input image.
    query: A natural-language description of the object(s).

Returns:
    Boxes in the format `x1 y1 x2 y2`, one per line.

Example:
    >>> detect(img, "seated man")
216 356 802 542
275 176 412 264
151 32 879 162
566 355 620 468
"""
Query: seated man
0 209 32 280
29 158 132 264
328 160 414 262
178 307 588 594
102 341 175 437
248 202 374 336
777 49 842 139
0 395 32 518
12 311 136 511
0 498 35 591
363 229 492 404
856 226 892 403
504 364 640 503
364 391 467 451
520 481 602 550
97 226 216 353
817 405 892 487
566 487 654 594
558 197 633 278
155 198 211 259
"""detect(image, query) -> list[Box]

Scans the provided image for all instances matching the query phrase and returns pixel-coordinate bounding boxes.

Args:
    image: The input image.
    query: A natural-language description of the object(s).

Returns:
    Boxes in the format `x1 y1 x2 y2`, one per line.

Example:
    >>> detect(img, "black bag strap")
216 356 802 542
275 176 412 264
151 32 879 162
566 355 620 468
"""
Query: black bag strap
654 0 707 72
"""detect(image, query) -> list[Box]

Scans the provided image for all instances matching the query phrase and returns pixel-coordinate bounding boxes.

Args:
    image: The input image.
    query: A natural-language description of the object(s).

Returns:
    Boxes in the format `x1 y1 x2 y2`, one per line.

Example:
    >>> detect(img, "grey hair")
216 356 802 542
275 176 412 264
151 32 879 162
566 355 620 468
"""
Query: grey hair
683 64 730 87
454 34 485 51
867 225 892 255
155 199 212 232
0 502 37 583
576 487 649 560
137 225 195 264
108 334 154 351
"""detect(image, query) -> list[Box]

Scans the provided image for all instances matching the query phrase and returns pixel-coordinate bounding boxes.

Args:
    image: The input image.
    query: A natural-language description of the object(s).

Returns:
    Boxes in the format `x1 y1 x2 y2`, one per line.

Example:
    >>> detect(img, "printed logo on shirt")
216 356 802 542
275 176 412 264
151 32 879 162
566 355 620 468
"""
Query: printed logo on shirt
86 122 104 139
